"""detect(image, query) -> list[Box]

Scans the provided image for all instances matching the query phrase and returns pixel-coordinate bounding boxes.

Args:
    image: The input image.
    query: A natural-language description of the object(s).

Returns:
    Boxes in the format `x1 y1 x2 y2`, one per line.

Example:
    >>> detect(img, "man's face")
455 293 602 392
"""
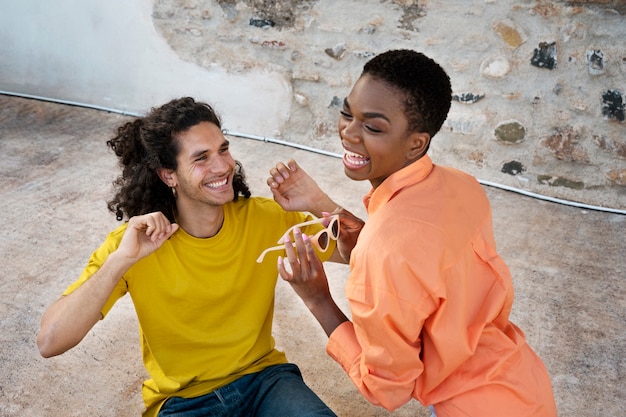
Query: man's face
171 121 236 208
338 74 424 189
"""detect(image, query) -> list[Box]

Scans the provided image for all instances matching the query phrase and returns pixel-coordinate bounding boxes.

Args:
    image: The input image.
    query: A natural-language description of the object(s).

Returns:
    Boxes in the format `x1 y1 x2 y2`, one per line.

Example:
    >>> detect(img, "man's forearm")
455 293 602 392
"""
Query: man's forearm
37 252 133 357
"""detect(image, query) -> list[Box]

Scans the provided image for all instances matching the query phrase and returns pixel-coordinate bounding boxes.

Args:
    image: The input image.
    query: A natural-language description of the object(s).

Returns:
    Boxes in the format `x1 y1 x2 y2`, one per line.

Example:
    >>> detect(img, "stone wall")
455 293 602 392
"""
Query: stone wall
153 0 625 209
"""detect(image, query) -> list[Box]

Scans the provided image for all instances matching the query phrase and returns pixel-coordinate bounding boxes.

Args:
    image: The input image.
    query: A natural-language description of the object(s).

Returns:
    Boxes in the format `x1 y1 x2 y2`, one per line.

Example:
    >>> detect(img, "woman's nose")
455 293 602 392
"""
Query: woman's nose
339 120 359 143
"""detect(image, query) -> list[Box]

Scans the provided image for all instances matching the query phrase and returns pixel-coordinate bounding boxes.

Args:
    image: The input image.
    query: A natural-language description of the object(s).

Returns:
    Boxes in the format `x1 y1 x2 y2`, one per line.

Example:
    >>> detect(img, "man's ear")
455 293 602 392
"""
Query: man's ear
157 168 176 187
406 132 431 160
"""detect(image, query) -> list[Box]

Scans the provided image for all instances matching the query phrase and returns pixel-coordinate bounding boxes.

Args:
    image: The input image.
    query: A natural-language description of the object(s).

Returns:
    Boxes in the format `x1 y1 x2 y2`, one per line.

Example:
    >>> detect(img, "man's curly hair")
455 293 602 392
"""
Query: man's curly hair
106 97 251 222
362 49 452 145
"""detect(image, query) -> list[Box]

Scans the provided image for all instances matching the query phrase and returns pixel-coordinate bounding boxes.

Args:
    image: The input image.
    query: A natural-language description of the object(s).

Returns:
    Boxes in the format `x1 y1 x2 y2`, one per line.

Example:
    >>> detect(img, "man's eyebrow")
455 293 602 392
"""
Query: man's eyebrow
344 98 390 123
189 139 229 159
190 149 208 159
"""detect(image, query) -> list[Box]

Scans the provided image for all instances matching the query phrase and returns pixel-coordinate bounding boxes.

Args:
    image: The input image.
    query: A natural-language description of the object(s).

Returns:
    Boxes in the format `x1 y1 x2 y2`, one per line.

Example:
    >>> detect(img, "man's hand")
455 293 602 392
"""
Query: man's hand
117 212 179 261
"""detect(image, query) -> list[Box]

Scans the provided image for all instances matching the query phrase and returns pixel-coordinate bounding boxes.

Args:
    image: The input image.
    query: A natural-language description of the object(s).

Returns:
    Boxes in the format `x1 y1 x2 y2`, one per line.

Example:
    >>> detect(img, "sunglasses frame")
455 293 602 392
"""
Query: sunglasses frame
256 215 340 263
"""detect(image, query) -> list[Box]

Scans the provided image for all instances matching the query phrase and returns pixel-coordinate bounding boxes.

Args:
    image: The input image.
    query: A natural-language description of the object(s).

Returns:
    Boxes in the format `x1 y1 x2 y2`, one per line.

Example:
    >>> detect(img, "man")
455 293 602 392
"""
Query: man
268 50 558 417
37 97 339 417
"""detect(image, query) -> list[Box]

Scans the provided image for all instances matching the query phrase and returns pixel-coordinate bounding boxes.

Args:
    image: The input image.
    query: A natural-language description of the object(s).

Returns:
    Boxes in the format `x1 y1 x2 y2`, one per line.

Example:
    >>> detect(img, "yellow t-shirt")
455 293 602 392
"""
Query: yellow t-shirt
64 197 333 416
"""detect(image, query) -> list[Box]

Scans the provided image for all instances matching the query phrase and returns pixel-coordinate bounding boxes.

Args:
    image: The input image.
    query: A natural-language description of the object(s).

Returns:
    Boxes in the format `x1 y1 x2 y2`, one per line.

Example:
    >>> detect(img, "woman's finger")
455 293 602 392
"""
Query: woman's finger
277 256 292 281
283 234 301 277
292 227 310 273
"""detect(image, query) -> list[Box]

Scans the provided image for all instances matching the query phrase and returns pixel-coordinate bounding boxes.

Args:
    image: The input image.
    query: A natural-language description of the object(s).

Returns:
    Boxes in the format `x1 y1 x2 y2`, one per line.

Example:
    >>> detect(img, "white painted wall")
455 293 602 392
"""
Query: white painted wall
0 0 291 135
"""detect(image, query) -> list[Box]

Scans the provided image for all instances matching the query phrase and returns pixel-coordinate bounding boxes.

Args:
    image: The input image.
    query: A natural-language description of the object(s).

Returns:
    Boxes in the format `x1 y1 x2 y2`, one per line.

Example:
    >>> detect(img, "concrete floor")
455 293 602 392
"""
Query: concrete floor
1 95 624 416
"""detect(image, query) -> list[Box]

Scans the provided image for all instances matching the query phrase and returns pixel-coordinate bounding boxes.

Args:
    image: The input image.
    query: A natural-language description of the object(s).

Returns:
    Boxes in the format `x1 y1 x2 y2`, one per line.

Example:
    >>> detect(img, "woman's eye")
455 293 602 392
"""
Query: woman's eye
365 125 382 133
339 110 352 119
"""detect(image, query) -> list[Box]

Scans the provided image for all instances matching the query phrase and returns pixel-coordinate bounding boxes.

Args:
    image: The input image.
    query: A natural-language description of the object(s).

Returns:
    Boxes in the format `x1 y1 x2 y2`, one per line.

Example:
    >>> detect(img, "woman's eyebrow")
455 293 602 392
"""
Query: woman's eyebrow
343 97 390 123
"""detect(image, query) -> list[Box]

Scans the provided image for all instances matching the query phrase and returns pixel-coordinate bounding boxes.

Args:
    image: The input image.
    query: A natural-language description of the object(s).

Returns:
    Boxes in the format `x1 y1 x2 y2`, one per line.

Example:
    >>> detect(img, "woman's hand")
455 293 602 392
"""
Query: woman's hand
278 226 349 337
267 159 334 215
330 208 365 262
278 226 332 307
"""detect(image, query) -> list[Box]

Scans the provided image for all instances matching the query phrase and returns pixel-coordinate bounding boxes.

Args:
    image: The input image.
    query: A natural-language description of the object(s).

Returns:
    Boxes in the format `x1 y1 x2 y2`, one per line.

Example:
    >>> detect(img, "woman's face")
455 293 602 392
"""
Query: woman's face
338 74 428 189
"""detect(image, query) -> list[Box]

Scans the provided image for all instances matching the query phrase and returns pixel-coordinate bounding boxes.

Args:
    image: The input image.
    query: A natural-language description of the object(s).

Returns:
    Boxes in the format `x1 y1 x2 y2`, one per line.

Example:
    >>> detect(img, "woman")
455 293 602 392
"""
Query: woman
267 50 558 417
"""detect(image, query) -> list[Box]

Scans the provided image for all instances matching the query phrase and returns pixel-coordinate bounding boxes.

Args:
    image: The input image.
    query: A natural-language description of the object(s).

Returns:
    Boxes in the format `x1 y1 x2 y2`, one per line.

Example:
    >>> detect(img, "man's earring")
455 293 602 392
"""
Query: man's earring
171 186 177 198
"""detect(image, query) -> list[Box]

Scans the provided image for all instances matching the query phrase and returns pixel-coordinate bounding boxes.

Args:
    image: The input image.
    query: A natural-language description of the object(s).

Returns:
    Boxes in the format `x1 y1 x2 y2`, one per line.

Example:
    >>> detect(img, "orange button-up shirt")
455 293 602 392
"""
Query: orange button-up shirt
326 155 557 417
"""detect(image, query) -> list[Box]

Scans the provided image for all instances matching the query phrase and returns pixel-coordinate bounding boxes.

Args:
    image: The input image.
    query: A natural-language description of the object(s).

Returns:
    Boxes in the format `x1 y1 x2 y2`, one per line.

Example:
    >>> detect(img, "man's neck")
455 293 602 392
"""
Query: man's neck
176 204 225 239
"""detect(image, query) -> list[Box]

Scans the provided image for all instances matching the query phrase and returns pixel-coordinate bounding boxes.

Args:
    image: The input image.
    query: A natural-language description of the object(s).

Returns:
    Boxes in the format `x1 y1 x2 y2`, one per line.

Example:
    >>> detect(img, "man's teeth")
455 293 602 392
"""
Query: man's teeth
345 150 369 165
207 178 227 188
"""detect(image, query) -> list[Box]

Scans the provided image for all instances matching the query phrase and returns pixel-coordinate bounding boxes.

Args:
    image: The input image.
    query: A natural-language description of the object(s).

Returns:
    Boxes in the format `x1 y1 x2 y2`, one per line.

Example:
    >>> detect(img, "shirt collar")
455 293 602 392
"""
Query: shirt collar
363 154 434 214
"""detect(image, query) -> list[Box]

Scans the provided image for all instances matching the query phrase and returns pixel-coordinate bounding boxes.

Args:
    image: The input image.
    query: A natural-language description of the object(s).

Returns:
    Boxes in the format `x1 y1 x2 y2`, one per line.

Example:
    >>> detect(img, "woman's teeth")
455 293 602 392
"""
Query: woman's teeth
344 150 369 165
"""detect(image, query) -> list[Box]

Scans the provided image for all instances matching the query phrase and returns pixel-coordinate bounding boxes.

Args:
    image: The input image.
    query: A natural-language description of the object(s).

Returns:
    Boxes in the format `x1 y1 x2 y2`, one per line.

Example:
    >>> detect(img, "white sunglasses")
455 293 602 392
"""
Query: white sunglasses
256 215 340 263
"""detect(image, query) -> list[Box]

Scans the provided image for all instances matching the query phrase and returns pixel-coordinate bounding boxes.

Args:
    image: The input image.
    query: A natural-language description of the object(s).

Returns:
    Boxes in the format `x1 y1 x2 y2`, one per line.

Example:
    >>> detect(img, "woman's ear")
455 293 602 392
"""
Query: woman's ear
157 168 176 187
406 132 431 160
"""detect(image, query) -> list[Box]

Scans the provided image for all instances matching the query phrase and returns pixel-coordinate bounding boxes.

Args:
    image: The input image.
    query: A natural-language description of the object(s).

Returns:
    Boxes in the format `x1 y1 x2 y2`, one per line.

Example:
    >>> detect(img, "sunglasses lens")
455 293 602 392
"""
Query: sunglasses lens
318 231 329 250
330 218 339 238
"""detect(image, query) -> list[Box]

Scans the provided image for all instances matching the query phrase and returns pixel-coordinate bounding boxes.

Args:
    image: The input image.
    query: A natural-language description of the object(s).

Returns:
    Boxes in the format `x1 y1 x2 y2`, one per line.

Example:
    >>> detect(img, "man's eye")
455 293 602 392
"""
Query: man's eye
339 110 353 119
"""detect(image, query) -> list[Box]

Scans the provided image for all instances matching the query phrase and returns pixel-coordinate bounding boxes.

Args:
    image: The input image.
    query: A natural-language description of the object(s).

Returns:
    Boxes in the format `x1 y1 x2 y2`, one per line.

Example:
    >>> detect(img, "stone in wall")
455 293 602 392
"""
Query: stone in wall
593 135 626 159
452 93 485 104
397 2 427 32
541 126 589 163
586 49 605 75
493 19 526 49
531 42 558 69
605 169 626 186
495 121 526 144
563 1 626 15
480 55 511 79
601 90 625 122
249 18 275 28
325 43 347 60
537 175 585 190
328 96 342 109
501 160 525 175
468 150 485 168
444 111 486 136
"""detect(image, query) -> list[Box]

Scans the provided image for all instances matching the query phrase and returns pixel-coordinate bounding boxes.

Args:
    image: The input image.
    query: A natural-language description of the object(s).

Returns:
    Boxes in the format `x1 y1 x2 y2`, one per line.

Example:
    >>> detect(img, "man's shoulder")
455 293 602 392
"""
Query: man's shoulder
91 222 128 252
228 196 308 225
230 196 281 213
107 221 129 240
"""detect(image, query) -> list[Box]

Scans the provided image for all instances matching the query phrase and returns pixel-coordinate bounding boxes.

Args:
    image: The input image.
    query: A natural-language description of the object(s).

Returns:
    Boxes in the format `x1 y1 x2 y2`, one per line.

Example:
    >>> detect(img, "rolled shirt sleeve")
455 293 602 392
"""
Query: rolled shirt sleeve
326 245 436 411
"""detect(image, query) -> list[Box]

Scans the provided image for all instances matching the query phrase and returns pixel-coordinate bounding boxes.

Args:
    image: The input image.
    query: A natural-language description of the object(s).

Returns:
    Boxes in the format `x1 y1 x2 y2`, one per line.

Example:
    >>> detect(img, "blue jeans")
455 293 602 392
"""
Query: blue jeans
158 363 336 417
